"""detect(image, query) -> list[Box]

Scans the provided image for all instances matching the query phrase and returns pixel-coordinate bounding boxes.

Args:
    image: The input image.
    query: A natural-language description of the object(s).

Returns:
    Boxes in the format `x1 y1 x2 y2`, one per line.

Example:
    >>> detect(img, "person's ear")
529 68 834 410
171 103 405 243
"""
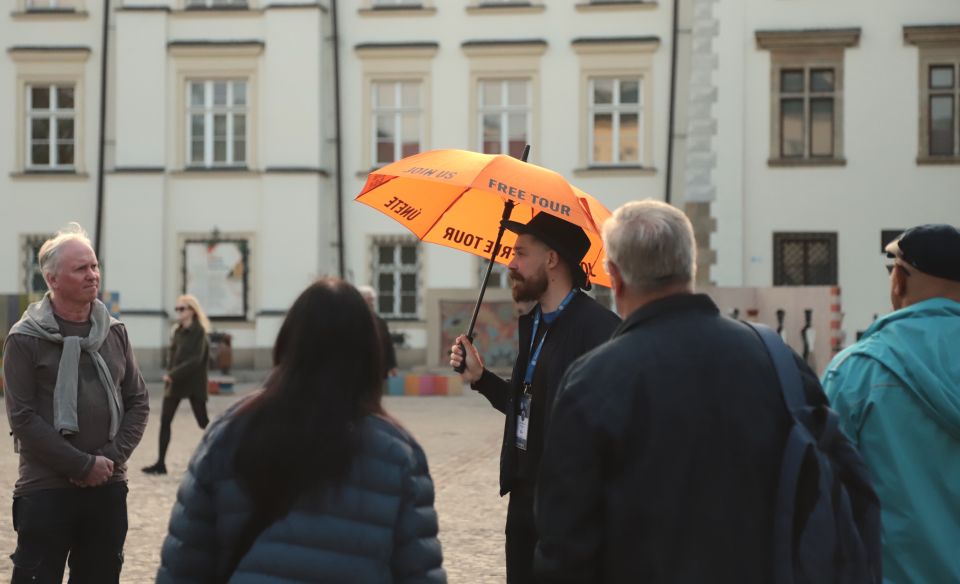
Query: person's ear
608 261 626 297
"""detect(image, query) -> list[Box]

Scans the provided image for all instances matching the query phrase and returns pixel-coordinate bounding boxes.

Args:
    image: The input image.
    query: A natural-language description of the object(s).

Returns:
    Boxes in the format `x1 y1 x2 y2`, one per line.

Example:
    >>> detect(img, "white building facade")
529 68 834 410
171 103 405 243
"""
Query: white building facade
685 0 960 350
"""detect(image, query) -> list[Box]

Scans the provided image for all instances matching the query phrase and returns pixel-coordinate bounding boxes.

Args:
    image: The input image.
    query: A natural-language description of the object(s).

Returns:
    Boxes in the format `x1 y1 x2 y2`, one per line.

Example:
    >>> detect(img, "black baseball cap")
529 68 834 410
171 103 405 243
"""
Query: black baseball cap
885 224 960 282
502 212 592 289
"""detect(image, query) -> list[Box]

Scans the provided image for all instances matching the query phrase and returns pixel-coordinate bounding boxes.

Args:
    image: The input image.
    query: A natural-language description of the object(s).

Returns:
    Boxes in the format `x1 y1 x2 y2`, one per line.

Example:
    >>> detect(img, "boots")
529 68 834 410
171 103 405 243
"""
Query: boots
142 462 167 475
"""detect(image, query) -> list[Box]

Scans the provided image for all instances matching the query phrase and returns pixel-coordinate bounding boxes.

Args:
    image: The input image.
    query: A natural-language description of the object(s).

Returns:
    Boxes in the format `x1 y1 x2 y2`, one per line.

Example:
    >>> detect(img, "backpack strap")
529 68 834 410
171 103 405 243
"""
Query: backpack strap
745 322 806 416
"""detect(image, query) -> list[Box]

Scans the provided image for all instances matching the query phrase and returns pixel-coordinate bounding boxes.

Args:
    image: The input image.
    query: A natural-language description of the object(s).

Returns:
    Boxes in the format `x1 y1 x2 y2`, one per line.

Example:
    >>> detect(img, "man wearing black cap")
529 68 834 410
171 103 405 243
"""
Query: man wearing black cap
450 212 620 583
823 224 960 584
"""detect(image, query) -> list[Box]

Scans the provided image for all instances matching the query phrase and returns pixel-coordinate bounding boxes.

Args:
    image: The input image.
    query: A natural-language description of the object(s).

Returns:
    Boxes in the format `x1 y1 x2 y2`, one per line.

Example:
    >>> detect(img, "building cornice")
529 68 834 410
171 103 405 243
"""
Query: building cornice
358 5 436 17
571 36 660 54
465 3 545 15
575 1 657 12
7 46 92 62
115 5 171 12
461 39 547 58
168 40 265 57
903 25 960 47
355 42 439 59
755 28 861 50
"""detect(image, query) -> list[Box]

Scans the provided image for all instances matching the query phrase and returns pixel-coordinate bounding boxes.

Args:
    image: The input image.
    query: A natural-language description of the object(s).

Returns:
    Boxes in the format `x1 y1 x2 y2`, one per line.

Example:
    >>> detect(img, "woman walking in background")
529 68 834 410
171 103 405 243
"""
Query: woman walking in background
142 294 210 475
156 278 445 583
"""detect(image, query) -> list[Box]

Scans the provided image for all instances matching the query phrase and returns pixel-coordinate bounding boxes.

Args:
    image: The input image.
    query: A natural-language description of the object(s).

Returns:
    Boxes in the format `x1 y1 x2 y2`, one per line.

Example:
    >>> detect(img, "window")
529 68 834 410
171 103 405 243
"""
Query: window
478 79 530 158
589 77 641 165
572 37 658 174
926 63 959 157
23 234 52 295
756 28 859 166
25 0 79 8
880 229 904 252
778 68 836 158
183 238 250 319
187 80 247 168
773 232 838 286
373 240 420 318
905 25 960 162
478 260 511 288
372 81 421 166
26 84 75 169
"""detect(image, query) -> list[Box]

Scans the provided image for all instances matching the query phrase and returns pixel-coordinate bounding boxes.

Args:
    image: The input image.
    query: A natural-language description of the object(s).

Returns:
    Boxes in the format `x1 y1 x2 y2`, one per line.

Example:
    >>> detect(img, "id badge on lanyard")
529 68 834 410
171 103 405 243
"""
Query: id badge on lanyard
515 289 576 452
517 385 532 451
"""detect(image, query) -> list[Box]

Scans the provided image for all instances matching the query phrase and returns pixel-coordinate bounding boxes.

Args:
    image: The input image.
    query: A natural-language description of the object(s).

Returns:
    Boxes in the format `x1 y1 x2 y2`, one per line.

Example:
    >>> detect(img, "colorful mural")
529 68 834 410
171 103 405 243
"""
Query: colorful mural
439 299 519 370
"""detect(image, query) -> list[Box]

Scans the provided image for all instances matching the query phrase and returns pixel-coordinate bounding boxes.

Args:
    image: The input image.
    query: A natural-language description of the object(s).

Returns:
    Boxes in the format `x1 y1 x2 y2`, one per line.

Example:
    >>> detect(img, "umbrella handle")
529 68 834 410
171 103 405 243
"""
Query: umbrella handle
453 334 473 375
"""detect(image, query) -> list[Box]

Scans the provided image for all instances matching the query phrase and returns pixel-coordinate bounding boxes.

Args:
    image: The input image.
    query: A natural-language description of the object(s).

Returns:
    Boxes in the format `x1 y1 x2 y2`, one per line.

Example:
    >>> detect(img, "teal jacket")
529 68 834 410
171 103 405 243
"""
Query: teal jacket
822 298 960 584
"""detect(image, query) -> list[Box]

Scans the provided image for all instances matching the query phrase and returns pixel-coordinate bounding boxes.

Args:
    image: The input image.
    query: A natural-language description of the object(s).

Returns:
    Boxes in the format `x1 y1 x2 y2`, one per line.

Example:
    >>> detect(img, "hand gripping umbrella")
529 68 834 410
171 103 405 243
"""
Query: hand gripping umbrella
355 146 612 372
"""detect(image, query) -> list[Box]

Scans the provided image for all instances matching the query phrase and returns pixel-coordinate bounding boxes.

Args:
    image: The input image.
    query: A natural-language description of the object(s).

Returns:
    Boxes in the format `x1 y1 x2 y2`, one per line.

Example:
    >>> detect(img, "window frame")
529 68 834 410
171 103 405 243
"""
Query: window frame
372 237 422 320
169 42 261 171
572 37 659 175
370 80 423 167
22 234 52 295
773 232 838 287
477 78 532 157
25 83 77 170
756 29 859 168
587 76 643 166
185 79 249 169
904 25 960 163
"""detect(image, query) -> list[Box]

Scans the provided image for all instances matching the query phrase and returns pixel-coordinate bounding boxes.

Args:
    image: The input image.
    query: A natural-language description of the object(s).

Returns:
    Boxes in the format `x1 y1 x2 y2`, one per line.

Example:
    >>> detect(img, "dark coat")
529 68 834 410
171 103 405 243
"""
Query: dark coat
157 406 446 584
472 291 620 496
534 293 829 584
166 322 209 400
376 315 398 377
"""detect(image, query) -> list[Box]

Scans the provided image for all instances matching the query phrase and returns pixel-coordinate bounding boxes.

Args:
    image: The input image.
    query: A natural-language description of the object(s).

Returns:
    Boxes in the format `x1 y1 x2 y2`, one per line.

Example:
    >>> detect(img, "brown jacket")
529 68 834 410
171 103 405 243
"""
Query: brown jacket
3 317 149 496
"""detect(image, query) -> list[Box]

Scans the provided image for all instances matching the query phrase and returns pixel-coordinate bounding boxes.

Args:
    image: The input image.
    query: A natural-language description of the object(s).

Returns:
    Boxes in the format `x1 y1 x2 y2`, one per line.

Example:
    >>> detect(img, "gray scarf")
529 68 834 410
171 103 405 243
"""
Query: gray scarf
10 293 123 439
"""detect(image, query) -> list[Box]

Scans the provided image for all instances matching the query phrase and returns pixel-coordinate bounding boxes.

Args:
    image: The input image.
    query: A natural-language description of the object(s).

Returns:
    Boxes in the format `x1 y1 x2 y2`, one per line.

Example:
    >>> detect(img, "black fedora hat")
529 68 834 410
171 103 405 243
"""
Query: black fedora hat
502 213 591 289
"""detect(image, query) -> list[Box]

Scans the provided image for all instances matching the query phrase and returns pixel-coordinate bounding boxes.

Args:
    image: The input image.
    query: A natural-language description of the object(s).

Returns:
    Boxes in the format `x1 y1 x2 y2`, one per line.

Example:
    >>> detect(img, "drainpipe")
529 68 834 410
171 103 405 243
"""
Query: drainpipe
664 0 680 204
94 0 110 259
330 0 346 277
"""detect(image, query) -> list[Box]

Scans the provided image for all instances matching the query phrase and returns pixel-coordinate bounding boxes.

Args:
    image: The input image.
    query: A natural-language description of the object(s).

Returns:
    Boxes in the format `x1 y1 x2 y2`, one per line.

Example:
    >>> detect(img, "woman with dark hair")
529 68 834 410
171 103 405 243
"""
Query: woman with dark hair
156 278 446 583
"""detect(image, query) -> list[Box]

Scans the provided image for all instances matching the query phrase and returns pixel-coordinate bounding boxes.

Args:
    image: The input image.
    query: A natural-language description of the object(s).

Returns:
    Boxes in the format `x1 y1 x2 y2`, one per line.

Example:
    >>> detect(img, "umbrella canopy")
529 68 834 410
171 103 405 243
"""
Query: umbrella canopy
356 149 611 288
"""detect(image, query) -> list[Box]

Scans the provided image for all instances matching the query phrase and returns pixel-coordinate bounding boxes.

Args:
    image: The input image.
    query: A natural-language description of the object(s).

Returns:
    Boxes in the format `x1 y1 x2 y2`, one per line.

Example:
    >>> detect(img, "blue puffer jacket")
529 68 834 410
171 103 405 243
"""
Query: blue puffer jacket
156 404 446 584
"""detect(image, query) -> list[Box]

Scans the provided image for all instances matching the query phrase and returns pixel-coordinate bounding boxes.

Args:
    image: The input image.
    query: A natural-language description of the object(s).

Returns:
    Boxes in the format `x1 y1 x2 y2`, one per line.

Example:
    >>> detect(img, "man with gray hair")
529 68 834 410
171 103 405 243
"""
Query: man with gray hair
533 200 829 583
357 284 398 379
3 223 149 583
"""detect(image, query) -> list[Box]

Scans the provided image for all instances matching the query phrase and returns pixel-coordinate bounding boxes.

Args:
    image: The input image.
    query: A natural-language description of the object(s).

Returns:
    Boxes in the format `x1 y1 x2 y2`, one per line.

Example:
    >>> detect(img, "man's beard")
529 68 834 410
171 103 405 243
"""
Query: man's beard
509 266 549 302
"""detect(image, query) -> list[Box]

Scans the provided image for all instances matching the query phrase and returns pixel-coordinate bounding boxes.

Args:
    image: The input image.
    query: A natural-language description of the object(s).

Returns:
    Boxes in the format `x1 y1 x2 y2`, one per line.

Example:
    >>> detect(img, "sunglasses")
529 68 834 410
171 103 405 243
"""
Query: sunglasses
174 306 190 312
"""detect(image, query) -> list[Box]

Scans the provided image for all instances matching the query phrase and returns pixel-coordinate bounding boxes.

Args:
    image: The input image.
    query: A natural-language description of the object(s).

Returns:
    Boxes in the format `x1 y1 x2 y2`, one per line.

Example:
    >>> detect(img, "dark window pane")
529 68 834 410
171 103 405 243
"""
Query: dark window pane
56 86 75 109
191 140 204 163
400 273 416 292
213 139 227 162
781 242 805 285
400 245 417 265
930 65 955 89
593 79 613 104
57 143 74 165
190 83 205 107
620 80 640 104
810 69 835 92
483 113 502 154
930 95 955 156
31 144 49 165
56 118 74 140
810 98 834 157
378 272 394 292
400 294 416 314
378 246 393 265
378 295 392 314
781 99 804 158
780 70 804 93
233 81 246 106
31 118 50 140
775 234 837 286
31 86 50 110
233 140 246 163
620 113 640 163
508 139 526 159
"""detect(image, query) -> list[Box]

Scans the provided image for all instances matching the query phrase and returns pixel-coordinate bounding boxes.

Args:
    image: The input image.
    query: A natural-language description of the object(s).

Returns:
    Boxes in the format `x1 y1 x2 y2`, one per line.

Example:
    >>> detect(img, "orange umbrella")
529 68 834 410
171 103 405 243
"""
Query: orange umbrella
356 148 611 288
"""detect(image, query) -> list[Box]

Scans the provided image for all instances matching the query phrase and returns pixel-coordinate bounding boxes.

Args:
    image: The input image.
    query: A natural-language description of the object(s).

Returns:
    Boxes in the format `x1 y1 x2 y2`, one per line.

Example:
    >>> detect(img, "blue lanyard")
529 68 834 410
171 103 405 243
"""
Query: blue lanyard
524 289 577 386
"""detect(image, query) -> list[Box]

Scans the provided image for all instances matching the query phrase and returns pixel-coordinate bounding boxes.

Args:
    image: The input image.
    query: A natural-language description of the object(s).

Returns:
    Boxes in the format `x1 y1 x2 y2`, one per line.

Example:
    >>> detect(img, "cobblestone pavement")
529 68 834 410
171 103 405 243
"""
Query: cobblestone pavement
0 383 508 583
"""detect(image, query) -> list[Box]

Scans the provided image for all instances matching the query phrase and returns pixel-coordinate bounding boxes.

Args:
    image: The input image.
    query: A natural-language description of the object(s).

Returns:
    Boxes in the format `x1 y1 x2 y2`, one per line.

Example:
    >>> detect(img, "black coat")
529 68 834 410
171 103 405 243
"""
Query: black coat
534 293 829 584
472 291 620 496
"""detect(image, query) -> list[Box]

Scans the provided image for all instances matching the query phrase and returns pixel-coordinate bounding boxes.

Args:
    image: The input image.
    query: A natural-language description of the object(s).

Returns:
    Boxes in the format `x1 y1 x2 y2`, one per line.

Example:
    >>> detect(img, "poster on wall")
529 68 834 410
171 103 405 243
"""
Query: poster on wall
184 239 248 319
